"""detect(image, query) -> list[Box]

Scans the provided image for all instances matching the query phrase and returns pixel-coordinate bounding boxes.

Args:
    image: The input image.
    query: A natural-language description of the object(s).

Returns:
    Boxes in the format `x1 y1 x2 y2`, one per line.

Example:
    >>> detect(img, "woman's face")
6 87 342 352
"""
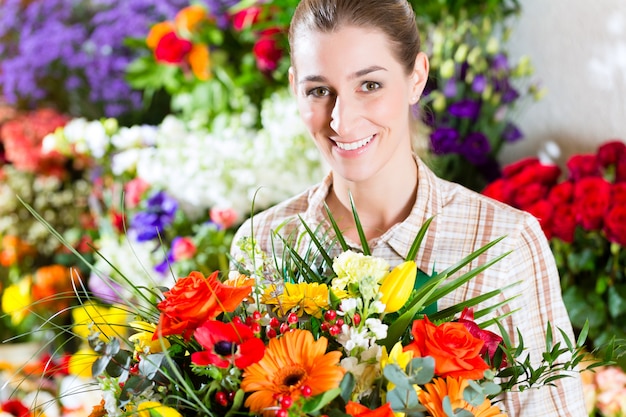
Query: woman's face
289 25 428 184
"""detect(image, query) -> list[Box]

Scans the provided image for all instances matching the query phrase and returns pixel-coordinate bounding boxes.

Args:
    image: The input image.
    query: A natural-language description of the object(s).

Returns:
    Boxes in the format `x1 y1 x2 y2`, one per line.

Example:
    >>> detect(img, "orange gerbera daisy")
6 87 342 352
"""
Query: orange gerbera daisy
241 329 345 416
418 376 506 417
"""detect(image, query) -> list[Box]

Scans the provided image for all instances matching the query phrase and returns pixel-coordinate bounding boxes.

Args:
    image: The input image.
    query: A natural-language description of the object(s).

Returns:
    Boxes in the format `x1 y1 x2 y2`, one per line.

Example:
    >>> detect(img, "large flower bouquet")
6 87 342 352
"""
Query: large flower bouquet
17 197 603 417
482 140 626 362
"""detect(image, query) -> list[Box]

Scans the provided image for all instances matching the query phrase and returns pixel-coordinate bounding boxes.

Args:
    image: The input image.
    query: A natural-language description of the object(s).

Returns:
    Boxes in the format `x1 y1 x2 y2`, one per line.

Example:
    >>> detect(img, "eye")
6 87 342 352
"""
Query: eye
360 81 381 92
306 87 331 97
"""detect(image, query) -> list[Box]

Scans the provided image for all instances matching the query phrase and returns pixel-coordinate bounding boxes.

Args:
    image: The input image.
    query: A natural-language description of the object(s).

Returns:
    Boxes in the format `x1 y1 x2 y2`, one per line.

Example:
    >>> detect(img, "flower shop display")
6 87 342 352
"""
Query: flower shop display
482 139 626 363
0 106 94 342
0 0 187 122
125 2 291 128
41 87 323 307
14 202 602 417
417 12 541 191
582 360 626 417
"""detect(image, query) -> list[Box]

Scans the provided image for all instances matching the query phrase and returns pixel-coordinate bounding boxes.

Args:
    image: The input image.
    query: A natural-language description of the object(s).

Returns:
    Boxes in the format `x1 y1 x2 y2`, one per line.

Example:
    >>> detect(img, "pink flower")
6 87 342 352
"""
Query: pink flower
231 6 261 31
124 178 150 208
172 236 197 261
210 207 238 230
155 31 192 64
253 28 283 72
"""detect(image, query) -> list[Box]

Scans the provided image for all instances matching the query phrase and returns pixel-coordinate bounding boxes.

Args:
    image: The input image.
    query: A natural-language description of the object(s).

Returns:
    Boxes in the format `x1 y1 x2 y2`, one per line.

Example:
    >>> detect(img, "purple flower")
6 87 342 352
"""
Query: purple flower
491 53 509 72
131 191 178 241
430 127 460 155
460 132 491 164
502 122 523 142
89 273 124 304
448 99 481 119
443 78 458 98
471 74 487 94
204 0 240 29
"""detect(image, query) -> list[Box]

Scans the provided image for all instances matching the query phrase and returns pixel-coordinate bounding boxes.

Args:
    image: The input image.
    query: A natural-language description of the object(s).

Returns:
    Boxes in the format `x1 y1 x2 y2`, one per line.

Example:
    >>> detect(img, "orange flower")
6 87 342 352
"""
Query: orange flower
0 235 35 267
241 329 345 416
146 21 175 50
188 43 211 81
345 401 395 417
31 264 75 311
156 271 252 340
404 316 489 379
418 377 506 417
175 5 208 33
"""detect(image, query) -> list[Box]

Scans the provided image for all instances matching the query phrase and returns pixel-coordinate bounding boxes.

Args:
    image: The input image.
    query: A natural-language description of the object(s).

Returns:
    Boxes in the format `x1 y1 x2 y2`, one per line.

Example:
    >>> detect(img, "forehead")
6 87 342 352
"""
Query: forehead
291 26 400 78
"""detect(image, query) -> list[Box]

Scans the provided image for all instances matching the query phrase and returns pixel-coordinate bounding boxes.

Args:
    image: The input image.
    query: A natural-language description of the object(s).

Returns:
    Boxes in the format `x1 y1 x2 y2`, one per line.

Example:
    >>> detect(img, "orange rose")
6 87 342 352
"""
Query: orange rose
156 271 252 340
31 264 75 311
403 316 489 380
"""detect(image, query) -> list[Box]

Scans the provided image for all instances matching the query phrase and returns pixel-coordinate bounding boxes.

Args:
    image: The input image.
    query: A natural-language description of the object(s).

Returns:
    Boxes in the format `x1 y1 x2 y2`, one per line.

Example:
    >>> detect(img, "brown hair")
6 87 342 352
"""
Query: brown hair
288 0 421 75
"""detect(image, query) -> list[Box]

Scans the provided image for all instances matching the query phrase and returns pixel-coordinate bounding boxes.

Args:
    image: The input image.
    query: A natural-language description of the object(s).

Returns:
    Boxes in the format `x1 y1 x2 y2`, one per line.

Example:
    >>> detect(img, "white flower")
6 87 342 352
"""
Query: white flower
340 298 361 314
371 300 386 314
365 318 388 340
332 251 389 295
337 324 372 354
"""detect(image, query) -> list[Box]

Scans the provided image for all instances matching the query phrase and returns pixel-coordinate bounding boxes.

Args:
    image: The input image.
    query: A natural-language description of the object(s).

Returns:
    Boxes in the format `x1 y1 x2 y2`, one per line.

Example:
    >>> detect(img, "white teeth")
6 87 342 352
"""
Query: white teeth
336 135 373 151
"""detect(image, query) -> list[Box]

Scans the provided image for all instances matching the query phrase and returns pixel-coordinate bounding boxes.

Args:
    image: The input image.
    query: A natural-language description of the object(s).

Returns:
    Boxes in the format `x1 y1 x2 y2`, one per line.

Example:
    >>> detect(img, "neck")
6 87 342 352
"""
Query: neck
326 155 418 241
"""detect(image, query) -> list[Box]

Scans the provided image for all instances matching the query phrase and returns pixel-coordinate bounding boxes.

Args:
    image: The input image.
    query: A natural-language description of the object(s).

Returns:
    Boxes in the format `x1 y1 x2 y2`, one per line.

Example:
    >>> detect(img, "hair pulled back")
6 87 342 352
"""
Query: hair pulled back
288 0 420 74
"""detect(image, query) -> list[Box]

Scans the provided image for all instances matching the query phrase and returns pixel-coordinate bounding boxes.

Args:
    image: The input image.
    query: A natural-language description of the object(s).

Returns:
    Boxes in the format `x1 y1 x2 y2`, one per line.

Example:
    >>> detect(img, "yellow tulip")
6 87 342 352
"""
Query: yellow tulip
137 401 183 417
379 261 417 313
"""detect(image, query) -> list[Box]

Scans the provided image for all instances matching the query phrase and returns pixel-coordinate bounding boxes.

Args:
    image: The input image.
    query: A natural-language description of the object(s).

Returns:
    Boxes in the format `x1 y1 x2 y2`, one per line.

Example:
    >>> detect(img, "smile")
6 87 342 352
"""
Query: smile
335 135 374 151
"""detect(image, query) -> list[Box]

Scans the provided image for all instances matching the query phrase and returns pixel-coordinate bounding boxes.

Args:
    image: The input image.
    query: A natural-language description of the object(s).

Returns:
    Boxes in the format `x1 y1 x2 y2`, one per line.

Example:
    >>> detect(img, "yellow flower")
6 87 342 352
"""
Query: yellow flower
379 261 416 313
262 282 330 318
129 320 170 353
72 302 130 340
137 401 182 417
68 347 98 378
1 276 32 325
332 251 389 299
381 342 415 393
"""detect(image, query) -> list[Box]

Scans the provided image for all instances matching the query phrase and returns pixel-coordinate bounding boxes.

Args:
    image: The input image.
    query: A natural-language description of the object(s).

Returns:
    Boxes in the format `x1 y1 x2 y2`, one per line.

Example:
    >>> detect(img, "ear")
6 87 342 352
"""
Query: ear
288 66 297 96
409 52 429 104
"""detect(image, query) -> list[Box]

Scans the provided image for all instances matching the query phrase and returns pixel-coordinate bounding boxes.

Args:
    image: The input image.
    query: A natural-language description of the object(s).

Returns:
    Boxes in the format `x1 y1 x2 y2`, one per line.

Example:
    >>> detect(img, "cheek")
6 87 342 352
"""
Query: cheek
297 99 331 132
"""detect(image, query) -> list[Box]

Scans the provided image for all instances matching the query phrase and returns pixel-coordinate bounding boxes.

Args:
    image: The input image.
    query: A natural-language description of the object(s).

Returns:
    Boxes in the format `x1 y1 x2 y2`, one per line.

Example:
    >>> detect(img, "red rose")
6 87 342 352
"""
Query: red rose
551 203 576 243
172 236 197 261
253 28 283 72
526 199 554 239
154 31 192 64
597 140 626 168
533 164 561 185
566 154 601 181
548 181 574 205
604 205 626 246
502 157 540 178
573 177 611 231
210 207 239 230
231 6 261 31
482 178 515 205
403 316 489 379
513 182 547 209
156 271 253 340
611 183 626 206
616 156 626 183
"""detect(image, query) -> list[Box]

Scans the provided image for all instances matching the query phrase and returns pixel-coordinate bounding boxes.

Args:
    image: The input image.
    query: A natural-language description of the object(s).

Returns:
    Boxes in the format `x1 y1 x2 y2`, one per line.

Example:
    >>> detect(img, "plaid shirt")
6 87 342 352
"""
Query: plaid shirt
232 156 586 417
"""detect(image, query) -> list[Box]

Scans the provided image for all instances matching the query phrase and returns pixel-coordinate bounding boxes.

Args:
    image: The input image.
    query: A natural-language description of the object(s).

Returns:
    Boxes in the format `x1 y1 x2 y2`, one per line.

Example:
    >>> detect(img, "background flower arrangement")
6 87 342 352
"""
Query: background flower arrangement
482 140 626 367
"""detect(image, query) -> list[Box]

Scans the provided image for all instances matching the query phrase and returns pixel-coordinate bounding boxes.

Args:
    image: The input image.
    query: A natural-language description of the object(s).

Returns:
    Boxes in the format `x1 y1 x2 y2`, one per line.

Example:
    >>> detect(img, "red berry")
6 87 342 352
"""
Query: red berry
251 322 261 334
269 317 280 328
232 316 243 325
287 312 299 324
336 318 344 327
324 310 337 321
252 310 262 321
280 395 293 409
276 410 288 417
279 323 290 334
320 322 330 332
301 385 313 397
267 328 277 338
245 316 254 326
352 313 361 326
329 324 341 336
215 391 228 406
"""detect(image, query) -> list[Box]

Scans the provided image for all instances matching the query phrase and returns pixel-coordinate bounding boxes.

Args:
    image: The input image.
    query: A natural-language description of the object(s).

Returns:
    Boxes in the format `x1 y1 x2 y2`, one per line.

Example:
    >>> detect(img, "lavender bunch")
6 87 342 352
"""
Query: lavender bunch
418 13 542 191
0 0 187 122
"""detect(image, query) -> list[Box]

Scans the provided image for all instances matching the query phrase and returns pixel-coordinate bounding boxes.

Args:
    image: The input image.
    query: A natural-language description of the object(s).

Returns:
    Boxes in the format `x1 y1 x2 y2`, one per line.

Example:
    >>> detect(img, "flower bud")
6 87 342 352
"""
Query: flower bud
379 261 417 313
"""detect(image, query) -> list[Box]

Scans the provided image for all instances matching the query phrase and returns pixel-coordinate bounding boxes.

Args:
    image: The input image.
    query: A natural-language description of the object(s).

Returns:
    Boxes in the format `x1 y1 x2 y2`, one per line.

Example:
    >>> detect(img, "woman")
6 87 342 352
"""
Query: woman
232 0 585 415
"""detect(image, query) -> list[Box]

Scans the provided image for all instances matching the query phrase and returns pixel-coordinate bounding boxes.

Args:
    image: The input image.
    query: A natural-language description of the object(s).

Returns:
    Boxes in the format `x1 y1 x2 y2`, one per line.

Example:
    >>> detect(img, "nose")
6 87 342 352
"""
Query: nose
329 95 358 137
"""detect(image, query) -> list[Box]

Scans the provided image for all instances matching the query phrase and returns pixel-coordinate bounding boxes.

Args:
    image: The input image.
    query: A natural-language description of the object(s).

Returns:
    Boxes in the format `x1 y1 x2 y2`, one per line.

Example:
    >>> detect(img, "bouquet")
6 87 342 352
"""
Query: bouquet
482 140 626 361
13 197 605 417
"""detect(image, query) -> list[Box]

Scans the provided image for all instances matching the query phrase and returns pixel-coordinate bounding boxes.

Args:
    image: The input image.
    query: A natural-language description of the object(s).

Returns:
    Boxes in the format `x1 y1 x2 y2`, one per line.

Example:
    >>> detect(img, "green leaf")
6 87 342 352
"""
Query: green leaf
608 284 626 318
301 388 341 413
405 216 435 261
348 192 370 255
406 357 435 385
324 202 349 252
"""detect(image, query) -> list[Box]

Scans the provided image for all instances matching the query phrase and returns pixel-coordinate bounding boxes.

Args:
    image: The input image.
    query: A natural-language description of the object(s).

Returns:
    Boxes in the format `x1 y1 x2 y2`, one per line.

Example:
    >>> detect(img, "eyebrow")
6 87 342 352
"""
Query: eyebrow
298 65 387 84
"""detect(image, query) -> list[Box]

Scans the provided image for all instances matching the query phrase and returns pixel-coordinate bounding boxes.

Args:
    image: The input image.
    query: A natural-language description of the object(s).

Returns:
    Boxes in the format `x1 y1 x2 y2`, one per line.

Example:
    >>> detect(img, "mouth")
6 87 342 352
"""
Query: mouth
334 134 374 151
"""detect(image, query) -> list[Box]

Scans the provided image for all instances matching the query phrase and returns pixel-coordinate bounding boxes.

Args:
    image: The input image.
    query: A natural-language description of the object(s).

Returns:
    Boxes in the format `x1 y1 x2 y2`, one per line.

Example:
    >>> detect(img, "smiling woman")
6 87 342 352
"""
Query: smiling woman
230 0 587 416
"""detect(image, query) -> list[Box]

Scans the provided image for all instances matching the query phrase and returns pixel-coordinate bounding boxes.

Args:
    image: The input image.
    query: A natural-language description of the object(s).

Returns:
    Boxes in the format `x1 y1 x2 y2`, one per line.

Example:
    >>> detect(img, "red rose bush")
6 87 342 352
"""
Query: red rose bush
483 140 626 356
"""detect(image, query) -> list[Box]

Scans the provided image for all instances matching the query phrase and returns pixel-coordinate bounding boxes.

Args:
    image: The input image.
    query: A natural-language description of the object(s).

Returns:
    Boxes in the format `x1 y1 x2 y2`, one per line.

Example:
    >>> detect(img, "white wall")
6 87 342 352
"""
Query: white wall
503 0 626 165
